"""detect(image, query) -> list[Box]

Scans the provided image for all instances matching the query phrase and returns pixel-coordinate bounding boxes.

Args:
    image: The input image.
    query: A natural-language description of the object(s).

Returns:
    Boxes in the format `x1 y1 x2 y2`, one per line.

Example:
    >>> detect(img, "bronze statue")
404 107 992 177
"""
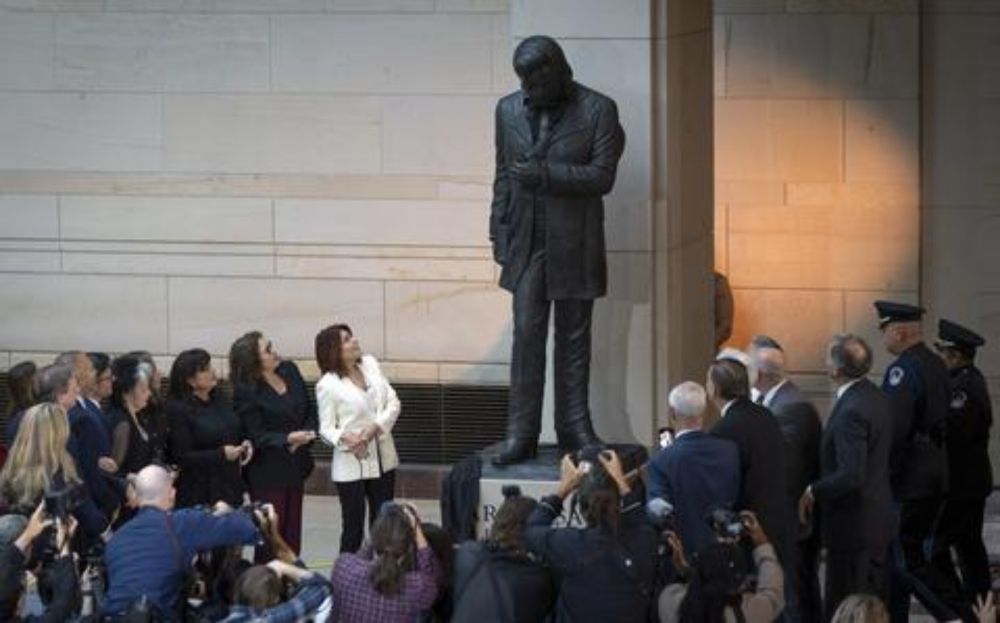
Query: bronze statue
489 36 625 465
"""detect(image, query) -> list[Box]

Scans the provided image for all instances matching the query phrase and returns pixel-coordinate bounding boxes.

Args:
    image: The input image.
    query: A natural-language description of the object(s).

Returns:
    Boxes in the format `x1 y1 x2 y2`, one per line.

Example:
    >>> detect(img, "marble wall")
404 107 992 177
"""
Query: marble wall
0 0 717 446
0 0 516 388
713 0 921 395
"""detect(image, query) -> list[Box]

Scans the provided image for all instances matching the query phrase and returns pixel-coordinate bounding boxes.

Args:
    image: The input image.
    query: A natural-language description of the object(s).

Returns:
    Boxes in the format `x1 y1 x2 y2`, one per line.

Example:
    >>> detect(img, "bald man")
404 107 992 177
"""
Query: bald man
102 465 259 621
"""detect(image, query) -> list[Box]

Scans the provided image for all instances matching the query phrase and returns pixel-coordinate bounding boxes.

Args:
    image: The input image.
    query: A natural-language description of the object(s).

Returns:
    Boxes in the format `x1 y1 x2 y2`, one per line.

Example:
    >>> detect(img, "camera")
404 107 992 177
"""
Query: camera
708 508 745 540
239 501 270 530
43 482 85 522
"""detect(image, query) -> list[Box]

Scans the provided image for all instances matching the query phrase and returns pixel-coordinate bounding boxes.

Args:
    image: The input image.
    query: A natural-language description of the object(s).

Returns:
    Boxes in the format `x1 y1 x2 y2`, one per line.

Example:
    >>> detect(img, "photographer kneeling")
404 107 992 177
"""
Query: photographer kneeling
101 464 260 622
0 503 80 622
523 449 659 623
658 510 784 623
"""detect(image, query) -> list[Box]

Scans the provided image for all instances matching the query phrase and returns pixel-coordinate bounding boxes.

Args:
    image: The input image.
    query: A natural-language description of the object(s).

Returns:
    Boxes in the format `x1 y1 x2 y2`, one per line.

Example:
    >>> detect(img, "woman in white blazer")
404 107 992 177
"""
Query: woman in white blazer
314 323 401 553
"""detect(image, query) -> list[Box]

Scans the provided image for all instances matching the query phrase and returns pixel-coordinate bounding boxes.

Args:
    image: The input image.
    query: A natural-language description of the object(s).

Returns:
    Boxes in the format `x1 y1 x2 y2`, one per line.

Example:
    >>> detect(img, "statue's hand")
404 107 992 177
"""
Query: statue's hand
510 159 543 189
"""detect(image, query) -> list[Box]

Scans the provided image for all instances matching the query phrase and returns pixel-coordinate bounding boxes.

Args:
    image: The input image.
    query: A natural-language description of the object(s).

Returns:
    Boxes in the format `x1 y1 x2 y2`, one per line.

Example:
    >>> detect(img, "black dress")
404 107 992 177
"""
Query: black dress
107 406 158 477
166 394 247 508
234 361 317 493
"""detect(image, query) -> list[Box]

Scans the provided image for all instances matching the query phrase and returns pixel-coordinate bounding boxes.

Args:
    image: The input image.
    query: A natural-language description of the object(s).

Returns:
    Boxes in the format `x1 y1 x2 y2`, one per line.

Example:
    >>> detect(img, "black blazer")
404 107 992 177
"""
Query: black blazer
767 381 822 541
711 397 791 566
233 361 317 491
490 82 625 300
165 395 246 508
946 364 994 499
812 378 892 552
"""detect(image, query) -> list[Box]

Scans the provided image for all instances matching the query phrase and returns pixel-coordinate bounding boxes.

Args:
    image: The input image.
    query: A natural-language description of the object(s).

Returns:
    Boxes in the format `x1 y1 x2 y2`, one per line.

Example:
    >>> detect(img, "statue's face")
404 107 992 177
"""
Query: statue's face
519 64 564 109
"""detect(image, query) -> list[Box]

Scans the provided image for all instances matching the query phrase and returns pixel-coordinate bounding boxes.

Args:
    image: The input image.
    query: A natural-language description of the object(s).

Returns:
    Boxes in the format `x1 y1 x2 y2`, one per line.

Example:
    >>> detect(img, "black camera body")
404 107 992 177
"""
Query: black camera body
43 482 85 522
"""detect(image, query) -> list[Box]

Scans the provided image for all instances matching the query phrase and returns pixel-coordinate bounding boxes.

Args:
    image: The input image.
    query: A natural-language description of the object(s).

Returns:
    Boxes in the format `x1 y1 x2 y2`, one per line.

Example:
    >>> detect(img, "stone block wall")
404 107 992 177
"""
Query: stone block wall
713 0 921 393
0 0 516 386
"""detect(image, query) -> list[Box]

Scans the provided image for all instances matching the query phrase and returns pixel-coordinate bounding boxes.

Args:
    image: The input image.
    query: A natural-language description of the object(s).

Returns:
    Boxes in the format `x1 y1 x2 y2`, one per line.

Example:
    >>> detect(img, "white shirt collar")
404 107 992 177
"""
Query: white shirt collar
675 428 698 439
721 399 737 418
836 378 863 400
762 379 788 409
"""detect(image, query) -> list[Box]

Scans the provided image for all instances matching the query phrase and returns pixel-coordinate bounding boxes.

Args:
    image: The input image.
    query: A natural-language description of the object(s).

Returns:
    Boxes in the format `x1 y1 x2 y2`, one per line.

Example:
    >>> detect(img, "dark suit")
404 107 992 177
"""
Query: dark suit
711 398 791 571
812 378 892 618
934 364 993 600
68 400 120 516
766 381 822 622
647 429 741 556
883 342 970 622
489 82 625 447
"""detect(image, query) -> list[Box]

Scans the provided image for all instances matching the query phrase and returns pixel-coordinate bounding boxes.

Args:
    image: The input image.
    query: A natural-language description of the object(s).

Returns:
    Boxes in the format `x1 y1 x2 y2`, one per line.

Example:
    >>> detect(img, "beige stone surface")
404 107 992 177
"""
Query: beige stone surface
715 99 843 182
0 273 169 352
923 208 1000 321
436 0 508 12
383 96 494 176
60 197 273 243
167 276 384 358
786 0 917 12
0 13 53 90
729 288 844 373
327 0 433 11
0 93 162 171
54 13 270 92
510 0 649 38
713 0 784 13
0 251 61 272
276 255 493 281
163 95 381 174
845 99 919 183
384 281 510 362
1 0 102 9
271 13 494 93
105 0 326 10
0 195 59 238
62 252 274 277
438 361 509 384
723 14 916 99
274 199 487 247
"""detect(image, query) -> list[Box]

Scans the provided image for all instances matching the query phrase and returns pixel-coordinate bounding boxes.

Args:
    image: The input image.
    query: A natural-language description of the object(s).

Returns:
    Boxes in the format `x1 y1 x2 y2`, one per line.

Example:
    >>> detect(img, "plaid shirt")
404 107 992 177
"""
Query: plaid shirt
331 546 440 623
220 574 333 623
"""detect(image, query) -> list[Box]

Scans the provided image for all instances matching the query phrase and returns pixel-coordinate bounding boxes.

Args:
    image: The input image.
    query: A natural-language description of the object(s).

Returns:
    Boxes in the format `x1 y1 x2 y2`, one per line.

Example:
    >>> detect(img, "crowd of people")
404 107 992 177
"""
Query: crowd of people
0 299 995 622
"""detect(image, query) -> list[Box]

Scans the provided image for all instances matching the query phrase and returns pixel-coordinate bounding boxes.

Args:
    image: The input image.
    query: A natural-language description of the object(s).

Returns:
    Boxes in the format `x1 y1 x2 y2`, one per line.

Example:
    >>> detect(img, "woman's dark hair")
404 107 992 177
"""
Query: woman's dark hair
678 542 749 623
168 348 213 401
575 466 621 536
314 323 353 378
232 565 283 610
111 355 152 411
88 352 111 377
488 487 538 552
229 331 263 387
7 360 37 414
369 504 416 597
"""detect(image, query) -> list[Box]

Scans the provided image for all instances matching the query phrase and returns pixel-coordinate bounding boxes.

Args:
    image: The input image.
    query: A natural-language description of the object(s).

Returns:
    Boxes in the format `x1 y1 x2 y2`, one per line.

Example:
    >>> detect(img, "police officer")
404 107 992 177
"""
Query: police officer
933 318 993 602
874 300 971 622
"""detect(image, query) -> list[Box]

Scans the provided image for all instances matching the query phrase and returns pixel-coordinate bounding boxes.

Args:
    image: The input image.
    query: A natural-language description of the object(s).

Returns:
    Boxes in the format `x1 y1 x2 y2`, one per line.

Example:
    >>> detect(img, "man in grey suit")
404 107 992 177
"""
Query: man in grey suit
750 336 822 623
799 335 892 620
489 36 626 465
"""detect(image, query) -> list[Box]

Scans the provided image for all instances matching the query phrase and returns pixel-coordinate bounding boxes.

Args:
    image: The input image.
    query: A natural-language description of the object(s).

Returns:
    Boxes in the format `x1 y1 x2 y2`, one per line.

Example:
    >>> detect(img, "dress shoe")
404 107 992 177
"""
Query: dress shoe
491 438 538 466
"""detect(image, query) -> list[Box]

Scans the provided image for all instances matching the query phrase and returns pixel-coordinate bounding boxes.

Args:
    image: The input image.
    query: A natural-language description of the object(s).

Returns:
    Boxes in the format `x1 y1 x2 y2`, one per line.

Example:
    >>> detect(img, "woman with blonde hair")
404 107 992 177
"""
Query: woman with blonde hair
0 402 107 537
830 594 889 623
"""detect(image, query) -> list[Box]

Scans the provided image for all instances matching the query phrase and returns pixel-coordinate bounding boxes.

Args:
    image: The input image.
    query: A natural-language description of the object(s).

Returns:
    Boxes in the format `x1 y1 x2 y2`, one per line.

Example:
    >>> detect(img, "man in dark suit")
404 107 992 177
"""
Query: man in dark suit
933 319 993 602
799 334 892 619
647 381 740 556
489 35 626 465
708 358 792 580
750 335 822 623
55 351 121 517
874 301 972 622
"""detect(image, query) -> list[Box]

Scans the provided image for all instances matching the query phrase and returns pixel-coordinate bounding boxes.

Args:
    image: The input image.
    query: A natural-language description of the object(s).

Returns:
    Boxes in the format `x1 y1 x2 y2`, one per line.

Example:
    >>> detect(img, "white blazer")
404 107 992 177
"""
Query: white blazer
316 355 400 483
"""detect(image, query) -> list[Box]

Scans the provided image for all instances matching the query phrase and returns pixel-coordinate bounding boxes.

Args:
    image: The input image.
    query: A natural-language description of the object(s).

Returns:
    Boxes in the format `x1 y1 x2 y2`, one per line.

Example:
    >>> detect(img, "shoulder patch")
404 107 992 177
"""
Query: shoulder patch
888 366 905 387
950 390 968 410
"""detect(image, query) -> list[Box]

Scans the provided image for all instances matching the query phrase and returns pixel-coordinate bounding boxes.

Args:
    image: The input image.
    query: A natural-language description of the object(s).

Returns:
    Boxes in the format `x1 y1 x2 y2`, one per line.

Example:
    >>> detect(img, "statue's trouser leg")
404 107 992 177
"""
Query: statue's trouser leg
553 298 595 448
507 252 550 442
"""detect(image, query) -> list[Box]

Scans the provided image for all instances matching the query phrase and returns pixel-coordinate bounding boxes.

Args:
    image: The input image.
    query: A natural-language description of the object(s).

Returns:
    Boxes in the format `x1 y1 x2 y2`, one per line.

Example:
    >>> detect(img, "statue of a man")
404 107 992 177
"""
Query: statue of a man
489 36 625 465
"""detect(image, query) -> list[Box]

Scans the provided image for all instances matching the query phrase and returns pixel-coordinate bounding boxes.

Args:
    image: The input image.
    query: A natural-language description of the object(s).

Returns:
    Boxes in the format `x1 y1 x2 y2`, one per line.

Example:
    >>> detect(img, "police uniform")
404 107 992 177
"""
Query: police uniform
875 301 971 622
933 319 993 600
